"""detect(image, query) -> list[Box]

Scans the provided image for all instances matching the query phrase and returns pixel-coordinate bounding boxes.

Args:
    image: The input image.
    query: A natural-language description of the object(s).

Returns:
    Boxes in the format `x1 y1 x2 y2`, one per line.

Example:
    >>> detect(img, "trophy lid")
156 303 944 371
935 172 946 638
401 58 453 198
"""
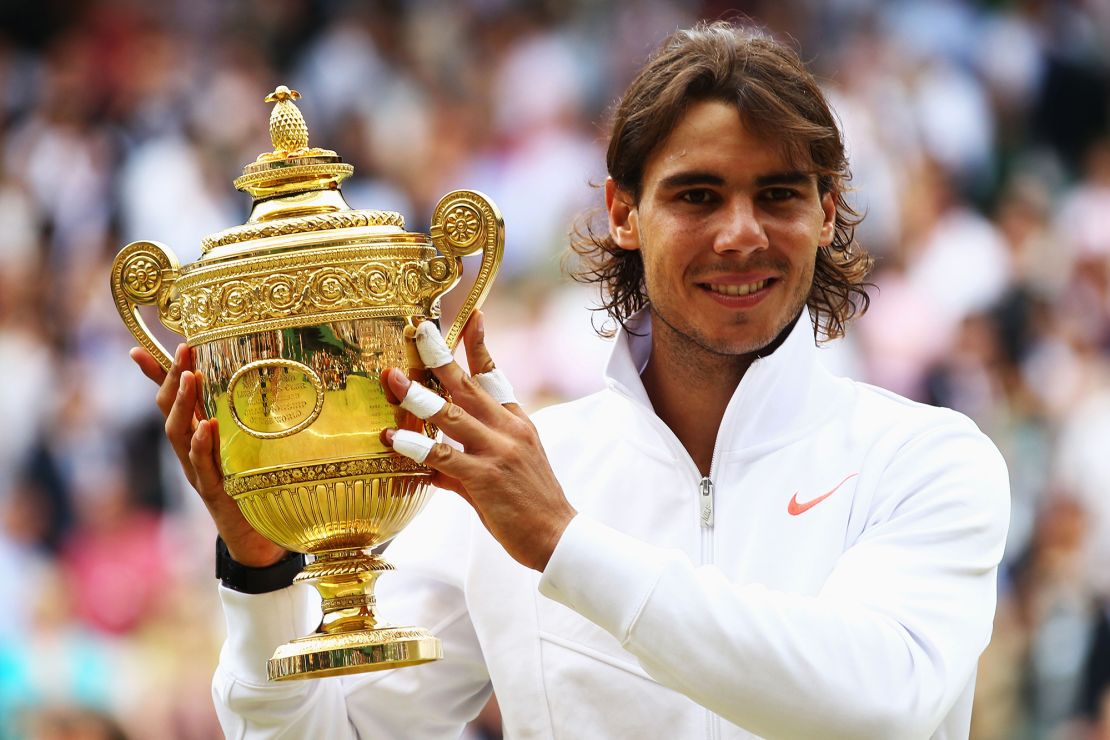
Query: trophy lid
200 85 406 258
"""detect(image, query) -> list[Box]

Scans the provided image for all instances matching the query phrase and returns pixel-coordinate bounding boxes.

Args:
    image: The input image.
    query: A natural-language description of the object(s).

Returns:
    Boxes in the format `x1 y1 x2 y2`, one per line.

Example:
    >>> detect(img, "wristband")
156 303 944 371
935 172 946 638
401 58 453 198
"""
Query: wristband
215 536 305 594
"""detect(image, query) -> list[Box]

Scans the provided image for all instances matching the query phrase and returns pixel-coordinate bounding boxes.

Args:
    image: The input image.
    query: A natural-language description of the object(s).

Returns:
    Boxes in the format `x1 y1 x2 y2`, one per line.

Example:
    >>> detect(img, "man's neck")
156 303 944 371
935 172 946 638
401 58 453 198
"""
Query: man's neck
639 312 798 476
640 322 751 477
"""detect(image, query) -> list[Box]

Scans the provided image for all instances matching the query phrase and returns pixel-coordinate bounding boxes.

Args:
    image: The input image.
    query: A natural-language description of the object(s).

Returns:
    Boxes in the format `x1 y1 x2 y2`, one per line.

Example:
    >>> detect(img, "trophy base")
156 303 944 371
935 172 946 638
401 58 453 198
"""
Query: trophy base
267 626 442 681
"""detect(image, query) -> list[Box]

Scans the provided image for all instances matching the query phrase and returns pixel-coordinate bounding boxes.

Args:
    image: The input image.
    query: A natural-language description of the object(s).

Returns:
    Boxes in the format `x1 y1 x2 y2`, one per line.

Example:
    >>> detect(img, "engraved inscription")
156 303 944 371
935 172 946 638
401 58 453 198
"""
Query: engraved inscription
228 359 325 438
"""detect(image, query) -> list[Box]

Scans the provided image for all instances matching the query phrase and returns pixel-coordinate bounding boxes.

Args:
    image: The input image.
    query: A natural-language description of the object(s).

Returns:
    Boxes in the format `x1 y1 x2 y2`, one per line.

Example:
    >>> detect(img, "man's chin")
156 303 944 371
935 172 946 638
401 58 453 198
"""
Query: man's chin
690 314 803 359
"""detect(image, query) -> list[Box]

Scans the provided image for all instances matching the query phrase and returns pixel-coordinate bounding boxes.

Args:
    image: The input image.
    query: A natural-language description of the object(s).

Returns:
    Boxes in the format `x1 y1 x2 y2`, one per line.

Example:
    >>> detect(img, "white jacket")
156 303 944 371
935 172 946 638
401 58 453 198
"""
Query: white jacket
214 312 1010 740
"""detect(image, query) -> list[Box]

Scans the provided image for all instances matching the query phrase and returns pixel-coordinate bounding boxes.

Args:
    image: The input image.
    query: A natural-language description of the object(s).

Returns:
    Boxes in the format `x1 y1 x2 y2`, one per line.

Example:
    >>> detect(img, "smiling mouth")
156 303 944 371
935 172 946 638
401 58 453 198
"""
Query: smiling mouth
701 279 772 297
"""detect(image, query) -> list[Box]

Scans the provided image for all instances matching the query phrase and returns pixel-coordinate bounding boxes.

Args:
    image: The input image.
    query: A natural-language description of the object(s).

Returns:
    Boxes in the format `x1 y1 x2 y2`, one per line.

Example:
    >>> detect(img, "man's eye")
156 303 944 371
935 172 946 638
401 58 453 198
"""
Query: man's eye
679 189 715 204
763 188 798 201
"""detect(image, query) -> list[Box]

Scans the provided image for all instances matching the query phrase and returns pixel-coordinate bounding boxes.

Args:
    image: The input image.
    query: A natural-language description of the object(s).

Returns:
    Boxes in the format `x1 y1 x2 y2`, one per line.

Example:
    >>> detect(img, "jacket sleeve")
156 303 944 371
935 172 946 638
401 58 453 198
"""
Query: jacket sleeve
212 492 492 740
538 420 1010 740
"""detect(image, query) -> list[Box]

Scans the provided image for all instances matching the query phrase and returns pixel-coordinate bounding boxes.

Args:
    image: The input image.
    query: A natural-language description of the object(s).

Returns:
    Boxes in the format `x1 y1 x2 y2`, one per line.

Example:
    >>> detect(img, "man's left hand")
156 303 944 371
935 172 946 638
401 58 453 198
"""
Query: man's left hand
380 313 576 572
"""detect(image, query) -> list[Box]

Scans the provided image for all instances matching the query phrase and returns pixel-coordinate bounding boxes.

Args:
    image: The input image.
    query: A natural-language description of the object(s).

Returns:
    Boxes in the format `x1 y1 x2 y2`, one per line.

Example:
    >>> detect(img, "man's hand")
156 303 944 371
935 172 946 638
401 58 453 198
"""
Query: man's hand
130 343 286 568
381 313 576 572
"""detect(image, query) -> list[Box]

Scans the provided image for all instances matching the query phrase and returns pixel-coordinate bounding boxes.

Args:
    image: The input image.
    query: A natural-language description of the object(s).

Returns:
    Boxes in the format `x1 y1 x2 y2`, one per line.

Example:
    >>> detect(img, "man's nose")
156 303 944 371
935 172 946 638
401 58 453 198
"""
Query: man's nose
713 198 768 254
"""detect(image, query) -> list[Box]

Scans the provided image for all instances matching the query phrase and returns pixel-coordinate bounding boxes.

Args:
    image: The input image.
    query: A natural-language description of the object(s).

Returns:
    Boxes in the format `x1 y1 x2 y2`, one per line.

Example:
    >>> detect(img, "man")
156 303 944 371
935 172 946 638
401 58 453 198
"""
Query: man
133 22 1009 739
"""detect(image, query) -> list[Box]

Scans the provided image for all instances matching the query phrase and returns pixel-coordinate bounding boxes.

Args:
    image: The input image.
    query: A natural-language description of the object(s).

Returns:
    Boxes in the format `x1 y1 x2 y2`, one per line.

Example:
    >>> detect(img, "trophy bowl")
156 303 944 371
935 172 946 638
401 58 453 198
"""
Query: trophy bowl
109 86 503 681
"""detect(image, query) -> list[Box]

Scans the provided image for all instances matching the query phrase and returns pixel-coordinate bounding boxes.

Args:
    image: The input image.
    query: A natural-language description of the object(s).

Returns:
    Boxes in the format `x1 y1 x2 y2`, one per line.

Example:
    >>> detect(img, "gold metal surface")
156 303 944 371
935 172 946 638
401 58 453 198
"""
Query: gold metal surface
202 210 406 252
109 84 504 680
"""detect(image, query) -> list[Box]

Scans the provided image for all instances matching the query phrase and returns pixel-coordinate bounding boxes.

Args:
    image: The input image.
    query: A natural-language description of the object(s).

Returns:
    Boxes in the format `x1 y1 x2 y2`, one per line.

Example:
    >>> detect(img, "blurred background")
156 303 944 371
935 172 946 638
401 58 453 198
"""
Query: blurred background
0 0 1108 738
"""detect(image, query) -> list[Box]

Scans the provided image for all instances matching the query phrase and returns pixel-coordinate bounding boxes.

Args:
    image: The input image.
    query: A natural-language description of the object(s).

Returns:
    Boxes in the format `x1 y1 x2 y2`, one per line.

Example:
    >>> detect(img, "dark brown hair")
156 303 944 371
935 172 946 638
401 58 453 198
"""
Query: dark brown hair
570 21 872 340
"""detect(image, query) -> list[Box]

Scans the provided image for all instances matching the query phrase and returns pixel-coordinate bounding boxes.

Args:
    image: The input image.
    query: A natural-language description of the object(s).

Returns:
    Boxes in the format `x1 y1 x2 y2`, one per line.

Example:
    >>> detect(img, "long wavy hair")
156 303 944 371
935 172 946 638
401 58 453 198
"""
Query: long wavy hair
570 22 873 341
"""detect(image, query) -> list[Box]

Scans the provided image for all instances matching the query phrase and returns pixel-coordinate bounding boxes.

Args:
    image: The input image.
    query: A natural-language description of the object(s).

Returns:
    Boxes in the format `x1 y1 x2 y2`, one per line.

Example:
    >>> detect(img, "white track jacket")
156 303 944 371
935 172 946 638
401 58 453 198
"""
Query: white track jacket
214 312 1010 739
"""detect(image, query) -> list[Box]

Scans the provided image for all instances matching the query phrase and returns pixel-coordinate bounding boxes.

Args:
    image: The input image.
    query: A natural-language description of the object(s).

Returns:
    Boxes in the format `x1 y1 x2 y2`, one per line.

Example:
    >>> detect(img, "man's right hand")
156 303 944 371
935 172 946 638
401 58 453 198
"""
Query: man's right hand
130 343 286 568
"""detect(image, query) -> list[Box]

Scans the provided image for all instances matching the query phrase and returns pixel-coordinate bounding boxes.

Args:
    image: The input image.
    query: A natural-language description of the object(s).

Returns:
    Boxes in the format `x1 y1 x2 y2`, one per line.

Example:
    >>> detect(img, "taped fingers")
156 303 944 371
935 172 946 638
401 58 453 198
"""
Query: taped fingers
415 321 453 369
474 369 517 406
387 371 489 445
390 429 437 464
399 380 446 419
388 430 479 486
414 319 508 421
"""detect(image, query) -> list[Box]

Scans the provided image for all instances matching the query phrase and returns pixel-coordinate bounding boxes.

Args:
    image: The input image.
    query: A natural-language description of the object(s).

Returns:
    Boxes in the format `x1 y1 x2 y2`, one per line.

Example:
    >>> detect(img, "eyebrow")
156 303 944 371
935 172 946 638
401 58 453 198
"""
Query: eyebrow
657 171 725 189
755 171 815 187
657 170 815 190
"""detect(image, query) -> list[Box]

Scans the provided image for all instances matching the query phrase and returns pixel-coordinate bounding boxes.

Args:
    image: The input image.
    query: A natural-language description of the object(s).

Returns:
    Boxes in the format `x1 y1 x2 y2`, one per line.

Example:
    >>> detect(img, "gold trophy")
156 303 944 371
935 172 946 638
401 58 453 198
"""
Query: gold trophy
109 86 503 681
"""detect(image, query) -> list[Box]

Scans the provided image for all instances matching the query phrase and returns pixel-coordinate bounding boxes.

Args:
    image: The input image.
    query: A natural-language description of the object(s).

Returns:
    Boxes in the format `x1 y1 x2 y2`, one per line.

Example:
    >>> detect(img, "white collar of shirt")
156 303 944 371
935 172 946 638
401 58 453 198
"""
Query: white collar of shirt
603 308 845 454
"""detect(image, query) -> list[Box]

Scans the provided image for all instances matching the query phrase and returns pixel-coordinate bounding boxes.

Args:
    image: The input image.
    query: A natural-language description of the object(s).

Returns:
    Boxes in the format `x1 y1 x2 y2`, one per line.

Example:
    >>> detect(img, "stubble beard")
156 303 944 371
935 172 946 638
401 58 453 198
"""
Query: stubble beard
646 259 815 373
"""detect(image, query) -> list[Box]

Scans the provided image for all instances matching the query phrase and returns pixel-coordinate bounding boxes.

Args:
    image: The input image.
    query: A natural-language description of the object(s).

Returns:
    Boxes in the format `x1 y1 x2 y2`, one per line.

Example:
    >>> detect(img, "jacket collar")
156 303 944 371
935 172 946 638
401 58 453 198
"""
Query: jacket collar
604 308 844 453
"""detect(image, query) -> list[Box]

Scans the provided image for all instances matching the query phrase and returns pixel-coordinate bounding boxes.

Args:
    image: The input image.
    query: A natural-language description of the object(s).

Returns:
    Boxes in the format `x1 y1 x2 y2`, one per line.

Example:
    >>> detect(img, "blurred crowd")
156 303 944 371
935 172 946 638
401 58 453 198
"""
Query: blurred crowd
0 0 1109 738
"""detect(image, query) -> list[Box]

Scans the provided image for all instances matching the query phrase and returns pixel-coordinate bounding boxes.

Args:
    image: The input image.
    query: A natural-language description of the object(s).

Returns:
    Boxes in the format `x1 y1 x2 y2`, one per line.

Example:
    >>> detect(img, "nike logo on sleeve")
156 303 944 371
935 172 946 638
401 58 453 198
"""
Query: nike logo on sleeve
787 473 859 516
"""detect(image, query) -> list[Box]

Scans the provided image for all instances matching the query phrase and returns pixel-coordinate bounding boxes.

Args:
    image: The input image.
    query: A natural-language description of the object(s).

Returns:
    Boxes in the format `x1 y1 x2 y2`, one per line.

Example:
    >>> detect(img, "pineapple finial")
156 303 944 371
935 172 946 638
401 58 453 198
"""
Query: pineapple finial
264 85 309 154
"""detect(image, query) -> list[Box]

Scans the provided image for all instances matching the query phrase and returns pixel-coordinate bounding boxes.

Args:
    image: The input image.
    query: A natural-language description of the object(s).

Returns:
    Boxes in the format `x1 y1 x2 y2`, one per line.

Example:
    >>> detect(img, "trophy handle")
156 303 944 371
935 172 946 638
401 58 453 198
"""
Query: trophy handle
110 240 184 371
429 190 505 350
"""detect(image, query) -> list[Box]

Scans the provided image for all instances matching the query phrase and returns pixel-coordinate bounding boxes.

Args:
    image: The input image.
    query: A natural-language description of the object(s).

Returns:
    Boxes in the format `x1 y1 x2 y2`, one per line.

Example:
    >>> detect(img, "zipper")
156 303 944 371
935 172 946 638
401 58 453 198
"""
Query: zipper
608 380 725 740
700 447 722 740
699 477 714 527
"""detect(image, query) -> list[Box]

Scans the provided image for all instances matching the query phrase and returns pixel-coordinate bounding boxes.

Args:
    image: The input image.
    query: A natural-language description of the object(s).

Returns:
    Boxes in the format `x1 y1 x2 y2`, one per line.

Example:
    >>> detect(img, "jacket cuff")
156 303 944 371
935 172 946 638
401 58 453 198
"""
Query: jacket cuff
218 583 319 684
538 514 677 642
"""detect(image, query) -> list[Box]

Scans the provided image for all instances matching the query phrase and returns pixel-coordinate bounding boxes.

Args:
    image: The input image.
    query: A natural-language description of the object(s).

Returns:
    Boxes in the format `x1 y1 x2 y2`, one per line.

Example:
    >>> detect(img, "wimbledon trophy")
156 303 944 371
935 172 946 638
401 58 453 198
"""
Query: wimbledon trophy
109 86 503 680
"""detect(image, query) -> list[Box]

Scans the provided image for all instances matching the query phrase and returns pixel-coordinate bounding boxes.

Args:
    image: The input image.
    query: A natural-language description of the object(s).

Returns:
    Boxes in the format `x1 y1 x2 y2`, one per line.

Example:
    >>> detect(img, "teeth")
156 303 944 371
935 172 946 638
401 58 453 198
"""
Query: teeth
705 279 768 297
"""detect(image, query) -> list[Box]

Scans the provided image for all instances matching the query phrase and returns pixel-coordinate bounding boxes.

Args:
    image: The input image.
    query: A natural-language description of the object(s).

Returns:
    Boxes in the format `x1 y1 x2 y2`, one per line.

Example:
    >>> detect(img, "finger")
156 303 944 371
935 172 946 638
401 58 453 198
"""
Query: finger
386 373 490 448
414 320 454 369
130 347 168 386
414 321 503 422
474 369 520 409
190 369 208 423
166 369 201 476
381 368 442 432
429 470 465 497
386 429 478 482
380 367 404 405
155 343 193 417
398 377 446 419
387 428 435 463
189 419 226 503
461 313 524 416
462 312 495 375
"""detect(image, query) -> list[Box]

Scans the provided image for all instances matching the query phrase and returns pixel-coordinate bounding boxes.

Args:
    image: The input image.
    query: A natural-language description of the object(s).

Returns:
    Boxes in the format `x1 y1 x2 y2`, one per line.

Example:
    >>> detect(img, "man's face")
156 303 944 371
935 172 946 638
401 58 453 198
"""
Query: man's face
606 99 836 358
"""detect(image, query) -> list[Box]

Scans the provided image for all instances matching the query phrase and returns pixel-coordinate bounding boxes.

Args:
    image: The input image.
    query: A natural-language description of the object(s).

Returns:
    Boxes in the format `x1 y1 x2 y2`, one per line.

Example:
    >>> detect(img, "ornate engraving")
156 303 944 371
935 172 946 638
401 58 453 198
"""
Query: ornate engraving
290 628 433 649
233 161 354 192
202 210 406 252
228 359 326 439
122 254 162 299
171 243 459 344
344 628 430 645
223 455 428 497
444 205 481 249
430 191 505 349
266 85 309 152
300 558 396 581
321 595 377 612
110 240 182 371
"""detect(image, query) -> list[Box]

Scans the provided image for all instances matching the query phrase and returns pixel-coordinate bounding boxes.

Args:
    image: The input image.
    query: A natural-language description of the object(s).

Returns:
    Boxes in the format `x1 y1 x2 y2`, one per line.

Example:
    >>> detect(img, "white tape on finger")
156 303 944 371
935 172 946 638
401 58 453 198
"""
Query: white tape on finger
475 368 518 405
399 380 446 419
391 430 436 464
415 321 453 369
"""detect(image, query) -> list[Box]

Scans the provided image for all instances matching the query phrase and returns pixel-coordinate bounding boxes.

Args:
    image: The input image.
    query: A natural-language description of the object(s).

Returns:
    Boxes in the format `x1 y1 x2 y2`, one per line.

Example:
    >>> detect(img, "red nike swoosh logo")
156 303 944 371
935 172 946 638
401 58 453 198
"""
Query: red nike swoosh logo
787 473 859 516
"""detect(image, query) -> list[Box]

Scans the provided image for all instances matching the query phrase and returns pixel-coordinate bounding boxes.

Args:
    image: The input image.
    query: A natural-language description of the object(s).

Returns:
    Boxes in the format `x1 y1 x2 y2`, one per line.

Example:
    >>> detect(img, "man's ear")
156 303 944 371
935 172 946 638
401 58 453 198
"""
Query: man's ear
605 178 640 251
818 191 837 247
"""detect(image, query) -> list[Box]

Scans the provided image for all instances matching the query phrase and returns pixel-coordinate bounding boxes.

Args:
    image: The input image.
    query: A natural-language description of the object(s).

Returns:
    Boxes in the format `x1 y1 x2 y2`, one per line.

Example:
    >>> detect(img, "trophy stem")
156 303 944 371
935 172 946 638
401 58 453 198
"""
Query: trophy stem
297 549 392 634
267 548 442 681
